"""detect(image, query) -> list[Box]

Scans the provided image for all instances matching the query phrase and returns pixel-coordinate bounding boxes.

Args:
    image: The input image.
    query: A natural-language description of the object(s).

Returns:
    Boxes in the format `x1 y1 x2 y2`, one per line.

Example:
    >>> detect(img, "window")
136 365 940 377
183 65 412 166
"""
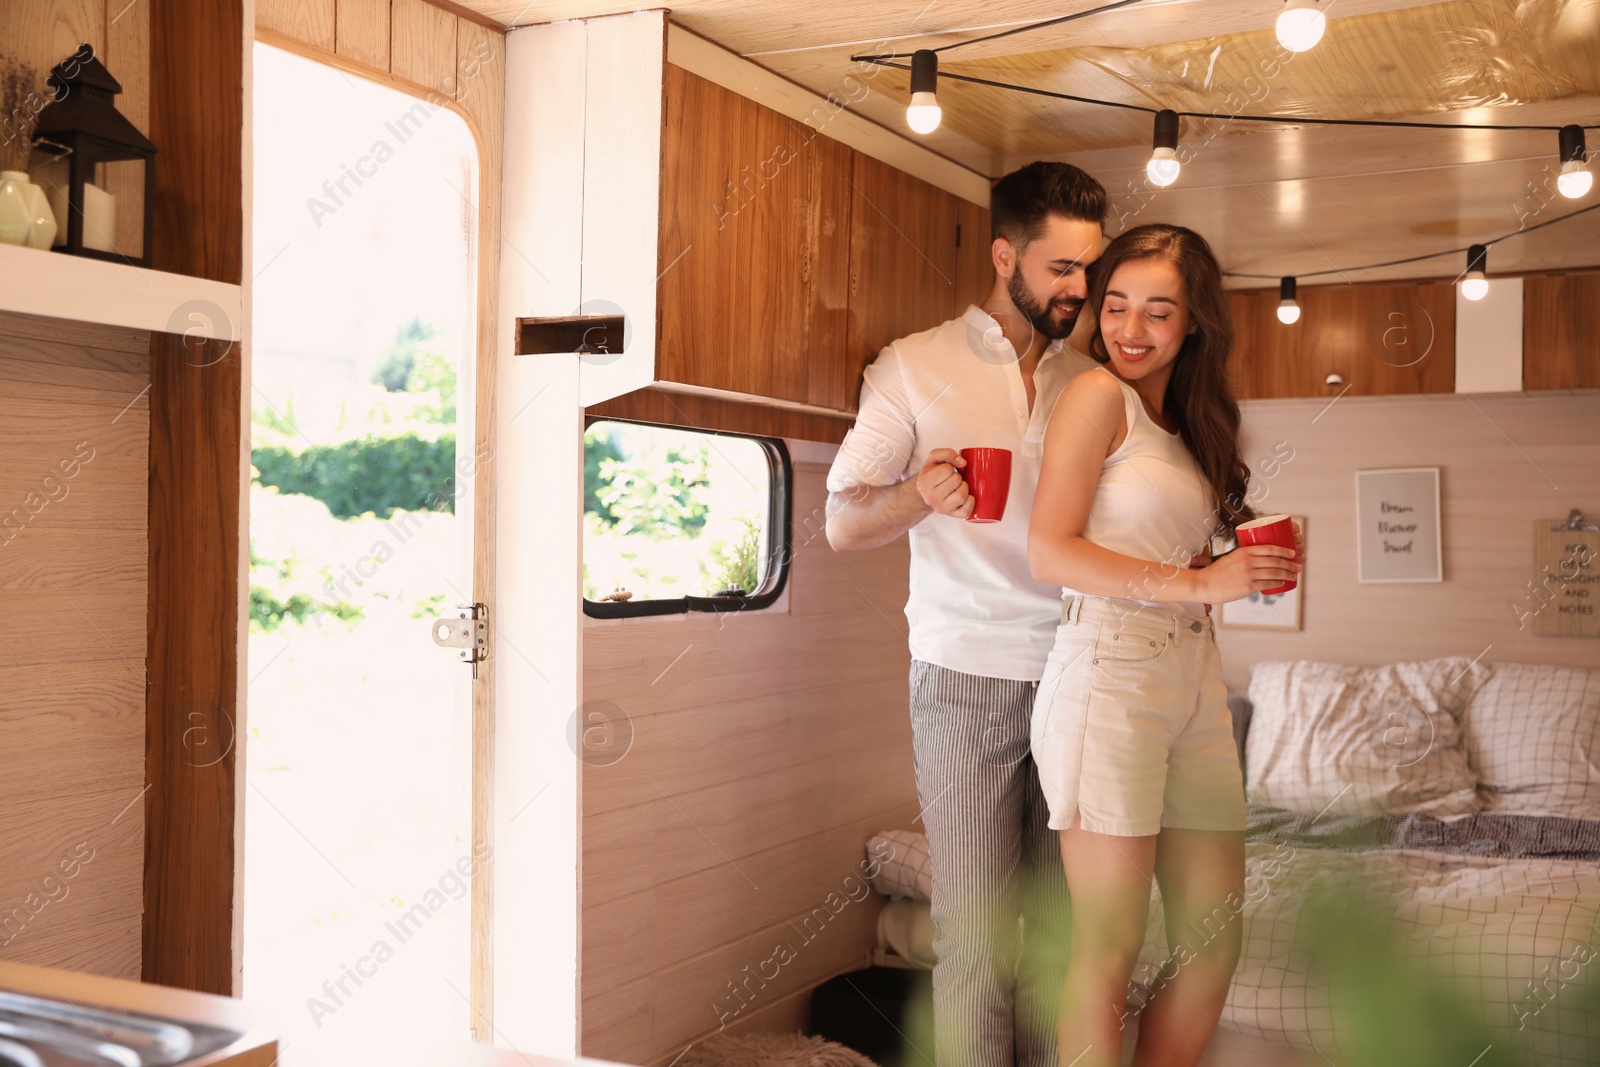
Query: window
583 419 791 617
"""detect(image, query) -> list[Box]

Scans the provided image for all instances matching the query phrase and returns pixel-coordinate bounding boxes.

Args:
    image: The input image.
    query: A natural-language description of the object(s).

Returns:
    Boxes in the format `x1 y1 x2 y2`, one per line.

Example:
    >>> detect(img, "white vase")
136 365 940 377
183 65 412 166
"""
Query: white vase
0 171 32 246
21 178 56 250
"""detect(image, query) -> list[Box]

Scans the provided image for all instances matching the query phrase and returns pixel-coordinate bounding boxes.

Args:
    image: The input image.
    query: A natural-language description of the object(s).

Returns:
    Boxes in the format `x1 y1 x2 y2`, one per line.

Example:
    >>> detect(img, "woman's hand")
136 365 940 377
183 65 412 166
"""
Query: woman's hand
1187 543 1301 604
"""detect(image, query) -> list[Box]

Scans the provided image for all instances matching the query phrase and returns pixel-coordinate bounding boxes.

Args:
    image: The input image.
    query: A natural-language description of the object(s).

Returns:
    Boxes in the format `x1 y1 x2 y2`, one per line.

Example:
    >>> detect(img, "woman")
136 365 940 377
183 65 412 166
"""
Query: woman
1027 224 1300 1067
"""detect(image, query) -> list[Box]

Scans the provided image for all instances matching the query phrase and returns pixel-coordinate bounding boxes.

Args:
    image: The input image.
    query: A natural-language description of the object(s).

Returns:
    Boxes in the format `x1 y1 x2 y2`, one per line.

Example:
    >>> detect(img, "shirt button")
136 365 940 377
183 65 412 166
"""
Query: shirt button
1190 620 1203 632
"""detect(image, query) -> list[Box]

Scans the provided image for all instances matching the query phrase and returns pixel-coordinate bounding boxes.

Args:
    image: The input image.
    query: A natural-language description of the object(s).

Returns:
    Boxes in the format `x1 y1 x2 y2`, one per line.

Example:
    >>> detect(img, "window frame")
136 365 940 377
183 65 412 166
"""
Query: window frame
581 416 793 619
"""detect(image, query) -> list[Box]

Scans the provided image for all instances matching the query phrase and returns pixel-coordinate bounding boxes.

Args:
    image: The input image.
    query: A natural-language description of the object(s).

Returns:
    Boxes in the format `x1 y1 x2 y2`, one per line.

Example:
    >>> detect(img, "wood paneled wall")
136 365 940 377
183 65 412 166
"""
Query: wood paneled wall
254 0 506 1028
580 461 919 1065
1216 391 1600 690
0 0 156 986
1524 271 1600 391
0 311 150 981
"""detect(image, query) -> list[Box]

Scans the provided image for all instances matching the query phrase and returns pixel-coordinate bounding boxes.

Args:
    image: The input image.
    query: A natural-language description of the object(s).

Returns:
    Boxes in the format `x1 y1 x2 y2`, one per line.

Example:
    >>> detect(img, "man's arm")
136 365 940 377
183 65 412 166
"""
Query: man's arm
827 448 973 552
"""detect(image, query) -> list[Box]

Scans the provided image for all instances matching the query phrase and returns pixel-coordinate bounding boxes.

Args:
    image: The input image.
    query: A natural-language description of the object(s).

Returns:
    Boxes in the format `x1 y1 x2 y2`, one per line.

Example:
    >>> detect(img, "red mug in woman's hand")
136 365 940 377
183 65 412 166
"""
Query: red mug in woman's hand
1236 514 1298 594
959 447 1013 523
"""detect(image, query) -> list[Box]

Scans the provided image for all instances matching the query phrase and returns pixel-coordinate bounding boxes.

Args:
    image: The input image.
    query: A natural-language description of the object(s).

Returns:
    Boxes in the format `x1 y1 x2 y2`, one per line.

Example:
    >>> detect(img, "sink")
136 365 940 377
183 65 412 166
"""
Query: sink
0 990 245 1067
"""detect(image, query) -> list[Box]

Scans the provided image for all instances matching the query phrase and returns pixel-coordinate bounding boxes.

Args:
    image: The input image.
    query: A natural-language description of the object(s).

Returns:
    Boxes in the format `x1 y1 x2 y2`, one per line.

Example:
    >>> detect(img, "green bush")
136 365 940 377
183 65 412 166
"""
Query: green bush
252 433 458 520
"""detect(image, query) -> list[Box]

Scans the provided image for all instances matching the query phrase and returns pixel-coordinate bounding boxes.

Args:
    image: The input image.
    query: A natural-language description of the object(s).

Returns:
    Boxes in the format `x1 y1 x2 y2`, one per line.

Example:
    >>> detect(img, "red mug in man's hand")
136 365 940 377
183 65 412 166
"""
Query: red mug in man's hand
1236 514 1298 594
959 447 1012 524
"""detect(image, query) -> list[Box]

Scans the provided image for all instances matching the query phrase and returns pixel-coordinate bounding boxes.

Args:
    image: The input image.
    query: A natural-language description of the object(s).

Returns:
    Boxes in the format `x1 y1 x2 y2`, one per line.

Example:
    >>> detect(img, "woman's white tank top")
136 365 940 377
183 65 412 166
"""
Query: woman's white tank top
1077 366 1216 618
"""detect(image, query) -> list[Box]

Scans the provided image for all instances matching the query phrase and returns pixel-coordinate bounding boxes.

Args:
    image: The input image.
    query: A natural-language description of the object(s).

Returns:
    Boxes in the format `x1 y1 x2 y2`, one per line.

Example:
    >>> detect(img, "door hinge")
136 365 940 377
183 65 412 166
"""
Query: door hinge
431 602 489 678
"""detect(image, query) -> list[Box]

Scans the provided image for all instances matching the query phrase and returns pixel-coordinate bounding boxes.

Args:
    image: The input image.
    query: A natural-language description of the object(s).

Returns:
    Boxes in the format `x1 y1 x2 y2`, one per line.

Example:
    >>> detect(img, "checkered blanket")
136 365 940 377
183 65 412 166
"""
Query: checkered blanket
1131 807 1600 1065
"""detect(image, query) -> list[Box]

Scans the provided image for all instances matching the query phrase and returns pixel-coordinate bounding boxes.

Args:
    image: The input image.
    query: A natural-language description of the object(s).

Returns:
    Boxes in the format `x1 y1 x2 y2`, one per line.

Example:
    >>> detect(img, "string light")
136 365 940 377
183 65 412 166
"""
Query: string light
906 50 941 135
1461 244 1489 301
1277 277 1301 324
1276 0 1327 53
1147 110 1181 187
1558 125 1592 199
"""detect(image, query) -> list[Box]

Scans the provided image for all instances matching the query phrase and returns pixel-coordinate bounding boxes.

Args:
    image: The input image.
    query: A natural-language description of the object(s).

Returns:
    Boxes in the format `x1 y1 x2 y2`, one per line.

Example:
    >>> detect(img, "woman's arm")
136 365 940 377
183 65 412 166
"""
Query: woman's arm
1027 372 1300 603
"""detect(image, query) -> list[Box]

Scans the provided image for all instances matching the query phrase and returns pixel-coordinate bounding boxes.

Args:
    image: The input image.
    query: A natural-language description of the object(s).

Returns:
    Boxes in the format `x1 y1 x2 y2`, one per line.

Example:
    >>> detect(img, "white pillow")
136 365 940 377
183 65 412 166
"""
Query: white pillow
1245 658 1487 817
865 830 932 901
1462 663 1600 818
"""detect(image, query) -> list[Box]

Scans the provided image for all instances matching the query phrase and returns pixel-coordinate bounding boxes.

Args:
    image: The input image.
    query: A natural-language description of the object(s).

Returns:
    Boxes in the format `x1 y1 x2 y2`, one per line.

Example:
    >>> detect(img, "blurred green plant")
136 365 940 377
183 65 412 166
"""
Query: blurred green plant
593 437 711 538
583 425 624 525
710 513 763 594
371 317 435 392
252 433 457 520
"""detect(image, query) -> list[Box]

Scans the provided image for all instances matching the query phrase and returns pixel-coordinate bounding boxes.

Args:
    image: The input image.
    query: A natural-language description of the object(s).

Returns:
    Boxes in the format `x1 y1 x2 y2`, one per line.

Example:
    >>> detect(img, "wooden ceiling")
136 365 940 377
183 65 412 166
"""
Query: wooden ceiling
466 0 1600 286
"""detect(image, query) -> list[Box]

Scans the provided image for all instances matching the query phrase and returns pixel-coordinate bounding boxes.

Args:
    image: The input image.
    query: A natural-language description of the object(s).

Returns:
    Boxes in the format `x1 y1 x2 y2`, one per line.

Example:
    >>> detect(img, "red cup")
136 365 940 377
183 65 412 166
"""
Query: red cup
1236 514 1298 594
960 447 1013 524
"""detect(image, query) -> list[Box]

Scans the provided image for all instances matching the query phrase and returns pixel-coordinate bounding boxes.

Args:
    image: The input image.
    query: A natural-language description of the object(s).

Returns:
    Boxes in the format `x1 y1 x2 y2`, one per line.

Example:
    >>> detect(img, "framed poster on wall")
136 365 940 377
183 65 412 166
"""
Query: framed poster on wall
1356 467 1442 583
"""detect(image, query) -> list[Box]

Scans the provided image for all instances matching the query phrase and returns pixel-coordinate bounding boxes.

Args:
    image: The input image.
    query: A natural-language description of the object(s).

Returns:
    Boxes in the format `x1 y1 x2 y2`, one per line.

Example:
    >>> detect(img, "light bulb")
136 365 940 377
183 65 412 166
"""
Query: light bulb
907 50 941 135
1461 243 1489 301
1276 1 1326 52
1557 126 1590 198
1147 148 1180 187
1147 110 1181 187
907 92 942 134
1277 277 1301 324
1558 159 1592 199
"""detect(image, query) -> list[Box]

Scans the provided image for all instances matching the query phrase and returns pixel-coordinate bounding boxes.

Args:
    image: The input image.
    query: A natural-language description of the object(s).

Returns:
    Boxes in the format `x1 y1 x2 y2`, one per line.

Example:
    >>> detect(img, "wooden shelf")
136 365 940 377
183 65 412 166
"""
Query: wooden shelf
0 242 241 341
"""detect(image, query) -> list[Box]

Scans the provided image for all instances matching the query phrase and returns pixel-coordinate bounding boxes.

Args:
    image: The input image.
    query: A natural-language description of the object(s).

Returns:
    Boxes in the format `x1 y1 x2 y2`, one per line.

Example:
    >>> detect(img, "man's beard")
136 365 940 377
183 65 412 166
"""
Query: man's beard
1008 269 1082 341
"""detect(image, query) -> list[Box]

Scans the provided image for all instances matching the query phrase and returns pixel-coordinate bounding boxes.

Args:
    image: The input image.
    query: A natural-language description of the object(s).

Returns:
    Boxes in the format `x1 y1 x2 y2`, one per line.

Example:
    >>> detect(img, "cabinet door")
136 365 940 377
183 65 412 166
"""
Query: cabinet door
833 152 960 412
656 65 849 406
1229 281 1455 398
1525 272 1600 390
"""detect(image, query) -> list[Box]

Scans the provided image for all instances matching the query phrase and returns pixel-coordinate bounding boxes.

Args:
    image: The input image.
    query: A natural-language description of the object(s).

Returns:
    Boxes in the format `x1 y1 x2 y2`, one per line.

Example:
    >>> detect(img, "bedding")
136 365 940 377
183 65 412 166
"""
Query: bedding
1461 663 1600 818
864 829 933 901
1130 805 1600 1065
1244 657 1488 817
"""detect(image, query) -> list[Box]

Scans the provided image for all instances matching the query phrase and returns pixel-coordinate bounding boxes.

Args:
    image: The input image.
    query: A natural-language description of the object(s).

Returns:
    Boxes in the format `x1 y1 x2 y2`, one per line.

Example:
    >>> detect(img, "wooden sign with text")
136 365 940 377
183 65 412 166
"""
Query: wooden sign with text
1530 520 1600 638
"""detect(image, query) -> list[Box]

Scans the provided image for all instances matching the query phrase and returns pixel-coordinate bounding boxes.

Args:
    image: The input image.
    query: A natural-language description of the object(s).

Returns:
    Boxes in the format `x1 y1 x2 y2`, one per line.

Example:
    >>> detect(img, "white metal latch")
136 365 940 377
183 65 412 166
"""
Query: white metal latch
431 602 489 678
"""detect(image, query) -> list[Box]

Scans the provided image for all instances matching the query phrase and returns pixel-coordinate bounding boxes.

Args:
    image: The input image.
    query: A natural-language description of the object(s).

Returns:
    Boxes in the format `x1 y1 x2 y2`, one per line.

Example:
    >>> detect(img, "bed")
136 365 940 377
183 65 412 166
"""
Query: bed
862 658 1600 1066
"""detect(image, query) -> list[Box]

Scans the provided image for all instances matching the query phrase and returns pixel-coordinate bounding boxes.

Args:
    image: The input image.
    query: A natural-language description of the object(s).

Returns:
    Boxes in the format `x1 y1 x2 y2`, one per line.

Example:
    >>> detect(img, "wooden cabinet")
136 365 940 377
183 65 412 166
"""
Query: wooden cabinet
1228 280 1456 399
829 152 957 411
655 65 850 407
653 64 990 416
1524 271 1600 391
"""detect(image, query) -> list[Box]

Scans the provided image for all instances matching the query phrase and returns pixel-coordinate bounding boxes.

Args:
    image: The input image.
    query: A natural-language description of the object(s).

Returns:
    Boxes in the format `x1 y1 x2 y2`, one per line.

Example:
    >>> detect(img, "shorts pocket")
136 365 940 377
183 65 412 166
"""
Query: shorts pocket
1093 625 1172 667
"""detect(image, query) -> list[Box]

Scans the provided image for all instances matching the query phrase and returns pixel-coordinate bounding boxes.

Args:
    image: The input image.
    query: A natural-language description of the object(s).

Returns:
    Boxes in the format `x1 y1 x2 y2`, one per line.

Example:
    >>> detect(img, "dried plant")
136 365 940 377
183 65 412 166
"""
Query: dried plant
0 53 49 174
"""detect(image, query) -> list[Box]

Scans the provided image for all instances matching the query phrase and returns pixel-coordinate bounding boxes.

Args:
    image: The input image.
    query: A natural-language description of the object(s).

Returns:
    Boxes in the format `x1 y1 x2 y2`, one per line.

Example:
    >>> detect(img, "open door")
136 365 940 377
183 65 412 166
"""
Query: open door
242 41 489 1064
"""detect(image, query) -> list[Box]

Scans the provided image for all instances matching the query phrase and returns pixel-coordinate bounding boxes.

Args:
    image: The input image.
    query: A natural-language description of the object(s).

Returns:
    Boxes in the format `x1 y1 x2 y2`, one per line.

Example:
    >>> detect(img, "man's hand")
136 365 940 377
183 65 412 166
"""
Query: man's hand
915 448 974 519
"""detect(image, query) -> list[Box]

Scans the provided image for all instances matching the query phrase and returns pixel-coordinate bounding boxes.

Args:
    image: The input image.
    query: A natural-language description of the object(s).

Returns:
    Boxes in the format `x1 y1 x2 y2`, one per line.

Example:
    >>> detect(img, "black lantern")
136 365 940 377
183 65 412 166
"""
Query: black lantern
31 46 156 267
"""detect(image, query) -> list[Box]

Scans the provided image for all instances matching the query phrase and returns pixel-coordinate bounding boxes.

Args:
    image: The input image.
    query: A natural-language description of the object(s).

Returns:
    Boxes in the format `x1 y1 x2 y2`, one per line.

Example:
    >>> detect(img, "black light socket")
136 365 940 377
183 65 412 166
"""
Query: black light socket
910 50 939 95
1466 243 1488 274
1153 109 1180 151
1279 276 1297 301
1560 124 1588 165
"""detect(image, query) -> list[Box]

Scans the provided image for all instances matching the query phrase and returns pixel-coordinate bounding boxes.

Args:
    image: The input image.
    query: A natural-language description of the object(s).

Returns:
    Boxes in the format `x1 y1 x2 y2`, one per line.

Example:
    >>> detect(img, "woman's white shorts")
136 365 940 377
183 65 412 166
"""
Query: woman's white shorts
1031 595 1247 837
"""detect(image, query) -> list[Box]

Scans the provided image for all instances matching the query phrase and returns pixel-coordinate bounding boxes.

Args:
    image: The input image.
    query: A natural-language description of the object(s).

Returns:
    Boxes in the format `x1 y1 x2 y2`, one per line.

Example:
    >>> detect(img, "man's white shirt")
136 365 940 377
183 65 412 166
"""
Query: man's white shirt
827 305 1099 682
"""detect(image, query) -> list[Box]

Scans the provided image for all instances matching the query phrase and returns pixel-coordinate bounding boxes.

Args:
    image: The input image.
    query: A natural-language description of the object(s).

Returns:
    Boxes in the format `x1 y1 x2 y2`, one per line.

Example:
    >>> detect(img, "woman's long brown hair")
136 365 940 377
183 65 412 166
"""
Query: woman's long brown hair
1085 224 1256 535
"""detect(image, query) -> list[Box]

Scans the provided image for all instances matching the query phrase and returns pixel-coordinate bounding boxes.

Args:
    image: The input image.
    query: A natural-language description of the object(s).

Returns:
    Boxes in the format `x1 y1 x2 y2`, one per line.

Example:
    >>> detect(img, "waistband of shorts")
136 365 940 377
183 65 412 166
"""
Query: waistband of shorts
1061 594 1213 639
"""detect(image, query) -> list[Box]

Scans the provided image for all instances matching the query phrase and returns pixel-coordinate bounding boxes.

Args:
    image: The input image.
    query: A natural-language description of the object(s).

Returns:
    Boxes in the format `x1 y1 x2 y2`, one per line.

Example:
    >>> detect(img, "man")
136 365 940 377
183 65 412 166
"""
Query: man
825 161 1107 1067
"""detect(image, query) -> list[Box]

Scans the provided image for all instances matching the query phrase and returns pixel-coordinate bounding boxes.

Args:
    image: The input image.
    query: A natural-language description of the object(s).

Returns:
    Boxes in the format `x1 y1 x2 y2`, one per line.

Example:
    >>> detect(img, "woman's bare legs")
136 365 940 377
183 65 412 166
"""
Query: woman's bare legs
1057 812 1158 1067
1129 828 1247 1067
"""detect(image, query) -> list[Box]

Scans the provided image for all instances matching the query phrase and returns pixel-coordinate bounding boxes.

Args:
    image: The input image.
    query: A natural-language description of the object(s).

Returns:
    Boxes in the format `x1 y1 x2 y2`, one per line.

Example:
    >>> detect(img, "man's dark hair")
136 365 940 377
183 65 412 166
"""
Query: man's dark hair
989 161 1107 248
